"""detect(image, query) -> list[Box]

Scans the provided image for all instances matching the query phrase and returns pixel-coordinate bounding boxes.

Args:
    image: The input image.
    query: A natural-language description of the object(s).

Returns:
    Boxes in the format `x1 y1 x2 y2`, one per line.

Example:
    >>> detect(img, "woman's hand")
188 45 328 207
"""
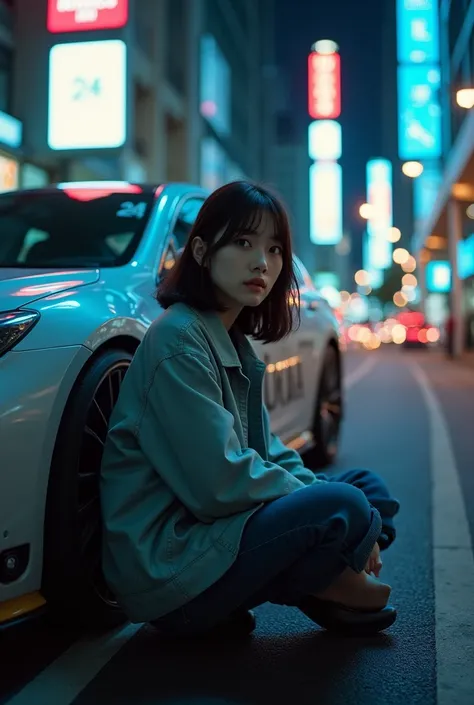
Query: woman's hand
365 542 383 578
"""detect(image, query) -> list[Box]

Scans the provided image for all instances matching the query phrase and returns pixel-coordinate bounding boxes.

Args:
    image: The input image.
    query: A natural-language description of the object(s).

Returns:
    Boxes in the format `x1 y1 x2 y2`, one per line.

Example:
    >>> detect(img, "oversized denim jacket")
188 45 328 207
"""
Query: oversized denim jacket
100 303 323 623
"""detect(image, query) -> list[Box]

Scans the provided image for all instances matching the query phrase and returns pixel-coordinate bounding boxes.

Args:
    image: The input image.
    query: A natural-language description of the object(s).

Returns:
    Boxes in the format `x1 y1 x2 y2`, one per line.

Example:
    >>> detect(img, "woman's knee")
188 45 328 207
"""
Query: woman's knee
306 481 374 542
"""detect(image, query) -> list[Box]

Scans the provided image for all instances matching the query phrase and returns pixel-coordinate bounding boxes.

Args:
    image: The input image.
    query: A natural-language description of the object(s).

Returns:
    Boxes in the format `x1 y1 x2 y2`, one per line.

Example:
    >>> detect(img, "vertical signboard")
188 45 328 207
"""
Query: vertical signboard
308 119 342 161
396 0 439 64
48 39 127 150
398 65 442 160
309 161 343 245
47 0 129 33
366 159 393 269
308 52 341 119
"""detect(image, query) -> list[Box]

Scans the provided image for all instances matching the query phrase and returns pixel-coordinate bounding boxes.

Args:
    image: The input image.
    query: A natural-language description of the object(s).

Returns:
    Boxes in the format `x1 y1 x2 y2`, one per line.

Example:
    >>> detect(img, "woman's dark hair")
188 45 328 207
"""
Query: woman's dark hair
156 181 300 343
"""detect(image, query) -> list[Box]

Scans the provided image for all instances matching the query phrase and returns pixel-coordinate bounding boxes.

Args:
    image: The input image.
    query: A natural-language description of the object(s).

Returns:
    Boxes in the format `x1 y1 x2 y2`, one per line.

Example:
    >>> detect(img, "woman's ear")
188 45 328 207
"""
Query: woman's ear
191 237 207 266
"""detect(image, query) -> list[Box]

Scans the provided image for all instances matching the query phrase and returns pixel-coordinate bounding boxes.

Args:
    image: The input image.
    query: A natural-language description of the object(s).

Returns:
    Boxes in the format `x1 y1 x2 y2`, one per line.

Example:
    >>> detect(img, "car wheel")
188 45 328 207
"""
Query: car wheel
42 348 133 630
304 345 343 470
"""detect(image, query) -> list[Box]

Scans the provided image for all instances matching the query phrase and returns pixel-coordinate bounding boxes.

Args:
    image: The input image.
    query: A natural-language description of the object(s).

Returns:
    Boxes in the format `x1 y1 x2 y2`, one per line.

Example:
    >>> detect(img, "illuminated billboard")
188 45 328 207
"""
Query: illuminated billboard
426 261 451 293
308 52 341 119
47 0 128 33
398 65 442 160
396 0 439 64
308 120 341 160
0 155 19 193
48 40 127 150
366 159 392 269
309 161 343 245
458 234 474 280
0 110 22 149
362 232 384 289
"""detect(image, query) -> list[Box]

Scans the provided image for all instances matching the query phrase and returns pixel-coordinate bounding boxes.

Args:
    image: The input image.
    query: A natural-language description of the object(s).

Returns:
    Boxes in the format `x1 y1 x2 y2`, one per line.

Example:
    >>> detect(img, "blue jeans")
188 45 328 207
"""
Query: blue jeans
152 469 400 636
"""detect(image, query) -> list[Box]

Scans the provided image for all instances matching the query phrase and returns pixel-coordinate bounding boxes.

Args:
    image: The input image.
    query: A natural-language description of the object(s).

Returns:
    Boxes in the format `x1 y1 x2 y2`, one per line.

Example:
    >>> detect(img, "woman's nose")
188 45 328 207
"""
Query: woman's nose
252 251 268 272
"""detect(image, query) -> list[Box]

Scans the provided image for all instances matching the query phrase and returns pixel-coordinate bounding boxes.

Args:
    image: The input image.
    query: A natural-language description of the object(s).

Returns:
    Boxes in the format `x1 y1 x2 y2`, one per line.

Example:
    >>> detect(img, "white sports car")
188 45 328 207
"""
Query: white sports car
0 181 343 629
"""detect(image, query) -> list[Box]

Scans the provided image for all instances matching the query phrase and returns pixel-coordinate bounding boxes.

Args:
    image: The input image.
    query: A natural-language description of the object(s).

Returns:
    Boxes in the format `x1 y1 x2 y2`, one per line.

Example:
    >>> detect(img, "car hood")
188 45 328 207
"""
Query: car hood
0 268 100 309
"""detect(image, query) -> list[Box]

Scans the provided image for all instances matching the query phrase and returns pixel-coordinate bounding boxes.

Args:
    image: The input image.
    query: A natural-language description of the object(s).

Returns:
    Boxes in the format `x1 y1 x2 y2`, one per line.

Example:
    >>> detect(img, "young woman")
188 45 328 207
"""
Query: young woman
100 181 400 638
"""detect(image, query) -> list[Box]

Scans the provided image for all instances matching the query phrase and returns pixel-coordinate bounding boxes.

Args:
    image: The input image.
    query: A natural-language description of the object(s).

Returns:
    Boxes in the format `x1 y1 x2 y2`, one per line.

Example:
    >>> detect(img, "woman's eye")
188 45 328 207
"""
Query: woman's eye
270 245 283 255
235 238 251 248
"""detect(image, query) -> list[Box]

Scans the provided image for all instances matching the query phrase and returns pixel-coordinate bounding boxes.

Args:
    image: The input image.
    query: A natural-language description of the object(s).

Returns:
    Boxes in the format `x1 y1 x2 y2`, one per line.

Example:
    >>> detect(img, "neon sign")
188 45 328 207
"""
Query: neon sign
308 52 341 119
309 161 343 245
47 0 128 33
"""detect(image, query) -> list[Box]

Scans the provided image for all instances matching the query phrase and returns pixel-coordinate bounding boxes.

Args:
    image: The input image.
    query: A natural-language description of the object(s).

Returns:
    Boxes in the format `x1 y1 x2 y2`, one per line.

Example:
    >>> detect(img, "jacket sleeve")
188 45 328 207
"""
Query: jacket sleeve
262 405 327 487
136 352 308 520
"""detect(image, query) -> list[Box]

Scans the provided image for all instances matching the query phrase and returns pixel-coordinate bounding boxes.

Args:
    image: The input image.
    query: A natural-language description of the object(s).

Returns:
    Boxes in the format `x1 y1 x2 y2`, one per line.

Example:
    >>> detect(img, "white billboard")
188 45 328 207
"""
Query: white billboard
366 159 393 269
48 39 127 150
309 161 343 245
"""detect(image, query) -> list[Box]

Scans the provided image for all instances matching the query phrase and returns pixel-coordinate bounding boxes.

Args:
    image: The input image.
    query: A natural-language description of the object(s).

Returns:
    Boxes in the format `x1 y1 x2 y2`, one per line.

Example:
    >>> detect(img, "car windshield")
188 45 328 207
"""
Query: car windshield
0 187 156 268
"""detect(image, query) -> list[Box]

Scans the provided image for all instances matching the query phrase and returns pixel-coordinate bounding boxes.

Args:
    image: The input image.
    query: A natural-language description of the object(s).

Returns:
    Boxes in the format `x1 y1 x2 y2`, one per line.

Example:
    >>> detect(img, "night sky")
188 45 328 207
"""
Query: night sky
275 0 388 266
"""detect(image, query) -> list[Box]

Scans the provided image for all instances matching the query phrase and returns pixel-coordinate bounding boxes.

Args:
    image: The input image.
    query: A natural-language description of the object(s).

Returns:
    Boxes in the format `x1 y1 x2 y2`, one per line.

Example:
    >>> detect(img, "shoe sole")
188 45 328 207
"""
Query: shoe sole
299 600 397 636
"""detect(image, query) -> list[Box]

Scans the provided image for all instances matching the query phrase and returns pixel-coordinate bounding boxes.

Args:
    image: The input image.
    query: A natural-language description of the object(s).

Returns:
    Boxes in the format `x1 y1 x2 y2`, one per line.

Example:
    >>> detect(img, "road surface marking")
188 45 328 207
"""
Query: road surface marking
344 355 378 390
411 363 474 705
6 622 142 705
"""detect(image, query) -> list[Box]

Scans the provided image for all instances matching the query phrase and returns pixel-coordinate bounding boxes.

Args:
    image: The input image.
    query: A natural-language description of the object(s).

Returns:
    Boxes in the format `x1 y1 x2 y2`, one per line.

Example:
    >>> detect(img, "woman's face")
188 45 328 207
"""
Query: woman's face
207 211 284 318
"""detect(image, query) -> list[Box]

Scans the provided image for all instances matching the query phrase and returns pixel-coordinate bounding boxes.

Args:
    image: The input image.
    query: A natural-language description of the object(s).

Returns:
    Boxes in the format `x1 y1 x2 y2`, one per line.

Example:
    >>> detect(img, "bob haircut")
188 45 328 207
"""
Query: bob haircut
156 181 300 343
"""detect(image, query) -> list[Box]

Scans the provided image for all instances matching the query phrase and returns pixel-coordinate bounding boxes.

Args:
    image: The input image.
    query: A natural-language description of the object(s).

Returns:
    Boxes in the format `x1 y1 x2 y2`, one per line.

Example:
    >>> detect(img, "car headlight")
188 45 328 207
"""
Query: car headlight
0 310 40 357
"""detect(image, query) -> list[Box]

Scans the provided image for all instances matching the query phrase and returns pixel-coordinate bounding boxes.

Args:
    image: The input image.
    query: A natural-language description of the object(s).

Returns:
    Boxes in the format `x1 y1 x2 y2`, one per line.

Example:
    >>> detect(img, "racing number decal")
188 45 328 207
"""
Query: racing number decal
263 353 304 411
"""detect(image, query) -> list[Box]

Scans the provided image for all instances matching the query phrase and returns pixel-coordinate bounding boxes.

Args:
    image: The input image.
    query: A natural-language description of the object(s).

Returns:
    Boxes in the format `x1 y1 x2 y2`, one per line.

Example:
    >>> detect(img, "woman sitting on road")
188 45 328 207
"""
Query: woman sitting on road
100 181 400 638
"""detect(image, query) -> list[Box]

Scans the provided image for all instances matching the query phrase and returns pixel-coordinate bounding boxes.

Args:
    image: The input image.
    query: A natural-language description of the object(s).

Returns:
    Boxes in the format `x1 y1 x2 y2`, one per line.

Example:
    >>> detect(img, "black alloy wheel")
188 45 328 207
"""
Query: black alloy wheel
42 349 133 629
303 345 343 470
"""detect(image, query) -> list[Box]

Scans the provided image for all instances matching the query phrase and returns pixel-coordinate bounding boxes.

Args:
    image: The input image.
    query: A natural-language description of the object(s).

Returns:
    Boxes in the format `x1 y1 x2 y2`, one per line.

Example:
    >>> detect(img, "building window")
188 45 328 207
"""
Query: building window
166 0 187 93
0 46 12 113
448 0 468 58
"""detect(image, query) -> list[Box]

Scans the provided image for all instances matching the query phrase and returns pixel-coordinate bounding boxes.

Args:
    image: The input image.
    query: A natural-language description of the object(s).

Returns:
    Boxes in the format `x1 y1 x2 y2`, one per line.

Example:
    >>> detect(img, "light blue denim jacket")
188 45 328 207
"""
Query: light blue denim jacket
100 303 324 623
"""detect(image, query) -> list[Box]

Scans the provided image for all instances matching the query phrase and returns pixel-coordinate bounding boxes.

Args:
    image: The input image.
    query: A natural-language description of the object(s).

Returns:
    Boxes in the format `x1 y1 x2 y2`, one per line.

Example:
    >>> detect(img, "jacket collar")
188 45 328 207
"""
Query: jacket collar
190 306 262 369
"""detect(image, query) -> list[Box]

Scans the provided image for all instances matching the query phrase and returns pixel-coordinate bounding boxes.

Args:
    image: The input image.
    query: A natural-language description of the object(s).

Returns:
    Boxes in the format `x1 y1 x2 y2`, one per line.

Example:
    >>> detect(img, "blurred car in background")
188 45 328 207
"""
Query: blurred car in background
0 181 342 630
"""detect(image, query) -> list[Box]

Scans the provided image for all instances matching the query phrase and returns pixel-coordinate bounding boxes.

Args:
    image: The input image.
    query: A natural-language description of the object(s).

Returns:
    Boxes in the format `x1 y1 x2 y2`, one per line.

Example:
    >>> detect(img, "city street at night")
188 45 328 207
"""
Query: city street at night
1 348 473 705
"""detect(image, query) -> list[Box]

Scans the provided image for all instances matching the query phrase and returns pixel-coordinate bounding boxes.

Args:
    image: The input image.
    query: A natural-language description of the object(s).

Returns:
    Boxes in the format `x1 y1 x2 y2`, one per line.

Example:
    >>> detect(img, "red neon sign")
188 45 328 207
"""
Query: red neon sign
308 52 341 119
47 0 128 33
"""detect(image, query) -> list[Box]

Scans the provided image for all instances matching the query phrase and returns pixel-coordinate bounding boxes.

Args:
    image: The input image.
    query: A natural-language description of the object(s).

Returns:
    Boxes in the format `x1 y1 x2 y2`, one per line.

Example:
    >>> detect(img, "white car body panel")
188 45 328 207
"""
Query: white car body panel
0 182 340 614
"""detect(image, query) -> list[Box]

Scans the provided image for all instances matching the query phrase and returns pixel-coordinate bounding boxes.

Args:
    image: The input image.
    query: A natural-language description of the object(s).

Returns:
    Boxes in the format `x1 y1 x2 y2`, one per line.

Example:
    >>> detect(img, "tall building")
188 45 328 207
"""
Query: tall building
411 0 474 354
1 0 275 190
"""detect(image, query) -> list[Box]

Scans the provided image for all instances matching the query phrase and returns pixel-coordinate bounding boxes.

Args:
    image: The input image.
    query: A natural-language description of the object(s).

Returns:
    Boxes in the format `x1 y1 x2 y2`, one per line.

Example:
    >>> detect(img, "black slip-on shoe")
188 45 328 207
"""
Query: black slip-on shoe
298 596 397 637
204 609 257 638
151 609 257 640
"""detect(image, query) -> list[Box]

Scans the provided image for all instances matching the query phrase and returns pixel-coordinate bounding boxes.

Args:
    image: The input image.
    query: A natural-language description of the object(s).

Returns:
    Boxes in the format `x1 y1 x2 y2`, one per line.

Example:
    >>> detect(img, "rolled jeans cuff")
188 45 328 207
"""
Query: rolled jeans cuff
345 507 382 573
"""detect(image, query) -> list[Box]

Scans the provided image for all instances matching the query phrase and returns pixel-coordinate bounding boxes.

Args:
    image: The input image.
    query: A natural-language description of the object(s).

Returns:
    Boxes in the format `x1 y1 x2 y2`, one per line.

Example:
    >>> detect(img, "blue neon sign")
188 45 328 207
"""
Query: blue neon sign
397 0 439 64
398 65 442 160
426 261 451 293
458 234 474 280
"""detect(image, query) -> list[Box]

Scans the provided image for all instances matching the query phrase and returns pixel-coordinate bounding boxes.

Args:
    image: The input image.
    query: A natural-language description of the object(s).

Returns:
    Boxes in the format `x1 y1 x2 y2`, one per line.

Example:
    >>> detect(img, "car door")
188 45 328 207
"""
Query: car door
290 256 327 435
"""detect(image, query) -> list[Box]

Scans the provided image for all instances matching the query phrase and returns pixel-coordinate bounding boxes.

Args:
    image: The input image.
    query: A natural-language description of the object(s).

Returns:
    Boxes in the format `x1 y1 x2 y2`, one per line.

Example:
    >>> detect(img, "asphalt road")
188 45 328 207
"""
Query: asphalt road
1 348 473 705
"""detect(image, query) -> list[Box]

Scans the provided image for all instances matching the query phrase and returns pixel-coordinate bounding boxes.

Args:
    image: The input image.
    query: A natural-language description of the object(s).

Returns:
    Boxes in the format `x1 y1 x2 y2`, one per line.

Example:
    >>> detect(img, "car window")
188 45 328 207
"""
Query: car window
293 256 315 291
158 197 205 278
0 188 156 268
172 197 205 250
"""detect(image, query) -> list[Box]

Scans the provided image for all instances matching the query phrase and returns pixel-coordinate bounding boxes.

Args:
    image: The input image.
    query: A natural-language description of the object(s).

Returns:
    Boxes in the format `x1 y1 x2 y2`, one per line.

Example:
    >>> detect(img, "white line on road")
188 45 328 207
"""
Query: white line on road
6 622 143 705
344 354 378 390
411 363 474 705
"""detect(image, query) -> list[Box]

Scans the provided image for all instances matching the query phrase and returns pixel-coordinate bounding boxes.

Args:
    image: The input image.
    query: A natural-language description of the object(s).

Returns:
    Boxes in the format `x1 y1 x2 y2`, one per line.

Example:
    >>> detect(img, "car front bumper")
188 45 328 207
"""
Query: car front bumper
0 344 91 612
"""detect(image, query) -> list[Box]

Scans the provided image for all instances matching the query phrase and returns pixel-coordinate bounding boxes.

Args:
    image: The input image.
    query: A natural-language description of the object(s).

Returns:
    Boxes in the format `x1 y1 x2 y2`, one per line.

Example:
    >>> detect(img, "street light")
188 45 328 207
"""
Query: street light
393 247 410 265
359 203 373 219
393 291 408 307
387 227 401 243
402 161 424 178
466 204 474 220
456 88 474 109
401 255 417 273
354 269 371 286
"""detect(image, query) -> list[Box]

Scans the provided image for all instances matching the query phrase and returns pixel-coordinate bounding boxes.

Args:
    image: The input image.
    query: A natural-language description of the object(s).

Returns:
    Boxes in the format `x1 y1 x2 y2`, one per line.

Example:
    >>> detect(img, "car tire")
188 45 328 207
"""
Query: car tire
303 345 343 470
42 348 133 631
